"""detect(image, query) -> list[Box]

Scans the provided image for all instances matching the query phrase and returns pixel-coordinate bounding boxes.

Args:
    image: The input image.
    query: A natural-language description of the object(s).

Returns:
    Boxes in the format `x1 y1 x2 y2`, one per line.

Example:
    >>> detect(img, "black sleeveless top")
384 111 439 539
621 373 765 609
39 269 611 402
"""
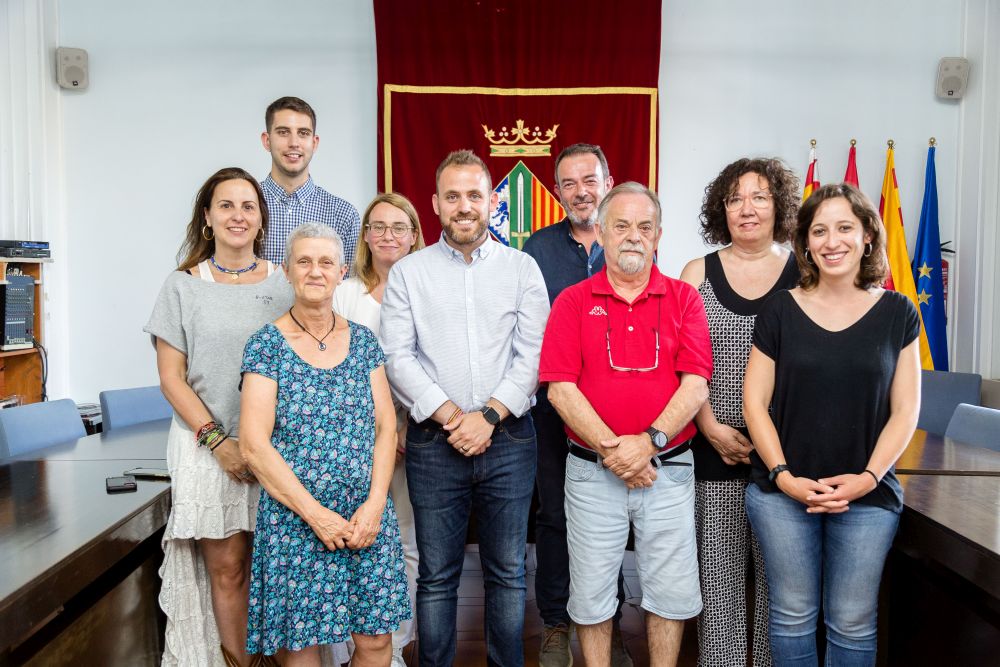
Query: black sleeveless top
693 250 799 481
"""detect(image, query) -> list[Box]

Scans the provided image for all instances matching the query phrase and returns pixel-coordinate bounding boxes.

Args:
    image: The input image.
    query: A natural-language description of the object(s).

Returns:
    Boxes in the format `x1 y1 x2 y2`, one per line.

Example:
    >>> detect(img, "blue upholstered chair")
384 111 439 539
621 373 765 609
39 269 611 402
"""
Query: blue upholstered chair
945 403 1000 452
0 398 86 458
99 385 172 431
917 370 982 436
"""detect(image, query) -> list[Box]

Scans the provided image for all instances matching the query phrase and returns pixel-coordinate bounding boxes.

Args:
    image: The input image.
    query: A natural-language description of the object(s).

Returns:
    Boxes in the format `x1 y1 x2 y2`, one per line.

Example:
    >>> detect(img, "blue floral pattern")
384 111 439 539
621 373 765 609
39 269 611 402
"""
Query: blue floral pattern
241 322 410 655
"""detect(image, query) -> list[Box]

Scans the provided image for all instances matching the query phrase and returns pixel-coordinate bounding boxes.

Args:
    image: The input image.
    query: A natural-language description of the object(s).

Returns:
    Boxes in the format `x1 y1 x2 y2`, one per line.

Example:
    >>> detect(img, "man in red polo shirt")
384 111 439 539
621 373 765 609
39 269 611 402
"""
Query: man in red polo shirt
540 182 712 667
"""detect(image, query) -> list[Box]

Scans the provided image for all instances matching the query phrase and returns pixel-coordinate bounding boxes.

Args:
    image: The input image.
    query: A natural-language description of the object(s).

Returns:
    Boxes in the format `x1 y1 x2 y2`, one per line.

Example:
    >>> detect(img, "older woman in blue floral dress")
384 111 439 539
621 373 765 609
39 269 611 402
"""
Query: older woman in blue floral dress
239 222 410 667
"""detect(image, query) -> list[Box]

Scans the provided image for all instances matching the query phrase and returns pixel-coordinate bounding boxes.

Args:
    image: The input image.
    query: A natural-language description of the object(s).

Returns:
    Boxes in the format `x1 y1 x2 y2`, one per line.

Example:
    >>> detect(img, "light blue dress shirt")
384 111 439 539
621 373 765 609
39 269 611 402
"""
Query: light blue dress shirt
381 235 550 423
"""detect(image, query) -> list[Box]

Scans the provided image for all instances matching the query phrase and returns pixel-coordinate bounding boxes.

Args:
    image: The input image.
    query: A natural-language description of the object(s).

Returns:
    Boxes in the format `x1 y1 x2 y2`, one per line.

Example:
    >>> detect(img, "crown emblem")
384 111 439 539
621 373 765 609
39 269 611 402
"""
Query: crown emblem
482 119 559 157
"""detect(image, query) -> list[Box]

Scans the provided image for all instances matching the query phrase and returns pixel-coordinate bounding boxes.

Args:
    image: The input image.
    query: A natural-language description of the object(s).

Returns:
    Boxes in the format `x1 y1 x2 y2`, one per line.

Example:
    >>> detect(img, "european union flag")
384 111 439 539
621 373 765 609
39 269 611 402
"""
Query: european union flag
912 145 948 370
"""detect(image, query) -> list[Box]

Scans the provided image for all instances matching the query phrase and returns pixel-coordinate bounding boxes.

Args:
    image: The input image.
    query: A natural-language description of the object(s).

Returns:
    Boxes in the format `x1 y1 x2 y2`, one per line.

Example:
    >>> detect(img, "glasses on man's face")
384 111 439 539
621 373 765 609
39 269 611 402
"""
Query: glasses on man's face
724 192 773 212
605 296 661 372
366 222 413 238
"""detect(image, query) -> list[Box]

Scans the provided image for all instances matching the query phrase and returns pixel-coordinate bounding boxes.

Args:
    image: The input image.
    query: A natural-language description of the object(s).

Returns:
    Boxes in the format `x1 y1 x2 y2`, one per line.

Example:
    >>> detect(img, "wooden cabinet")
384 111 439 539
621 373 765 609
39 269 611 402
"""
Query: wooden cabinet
0 259 48 405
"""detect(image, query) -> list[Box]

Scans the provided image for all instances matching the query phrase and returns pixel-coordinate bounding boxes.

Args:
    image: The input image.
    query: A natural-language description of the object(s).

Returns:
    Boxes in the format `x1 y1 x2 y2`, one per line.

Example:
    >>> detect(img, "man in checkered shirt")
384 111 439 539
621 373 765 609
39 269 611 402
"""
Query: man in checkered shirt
259 96 361 268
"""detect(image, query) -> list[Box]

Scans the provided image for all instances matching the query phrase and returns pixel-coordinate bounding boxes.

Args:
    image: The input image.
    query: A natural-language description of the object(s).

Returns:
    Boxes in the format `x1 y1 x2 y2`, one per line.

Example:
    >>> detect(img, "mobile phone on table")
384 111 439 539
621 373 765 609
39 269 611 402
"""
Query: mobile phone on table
123 467 170 480
106 475 138 493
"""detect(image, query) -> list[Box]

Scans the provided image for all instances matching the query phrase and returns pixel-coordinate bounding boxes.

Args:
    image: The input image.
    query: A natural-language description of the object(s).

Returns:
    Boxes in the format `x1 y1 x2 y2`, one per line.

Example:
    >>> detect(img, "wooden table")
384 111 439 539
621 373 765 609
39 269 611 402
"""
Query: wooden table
883 430 1000 665
896 429 1000 476
0 420 171 666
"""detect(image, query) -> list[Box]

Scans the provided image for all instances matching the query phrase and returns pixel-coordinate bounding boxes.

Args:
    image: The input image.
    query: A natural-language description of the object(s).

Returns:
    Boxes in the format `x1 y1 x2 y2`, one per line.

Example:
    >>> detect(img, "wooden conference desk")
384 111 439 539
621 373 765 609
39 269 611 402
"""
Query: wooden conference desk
0 419 171 666
884 430 1000 665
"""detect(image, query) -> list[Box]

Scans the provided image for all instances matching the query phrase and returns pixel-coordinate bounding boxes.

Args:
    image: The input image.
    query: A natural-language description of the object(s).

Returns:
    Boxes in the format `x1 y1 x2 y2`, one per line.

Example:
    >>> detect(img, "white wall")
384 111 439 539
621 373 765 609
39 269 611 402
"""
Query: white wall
50 0 995 402
57 0 377 401
657 0 963 274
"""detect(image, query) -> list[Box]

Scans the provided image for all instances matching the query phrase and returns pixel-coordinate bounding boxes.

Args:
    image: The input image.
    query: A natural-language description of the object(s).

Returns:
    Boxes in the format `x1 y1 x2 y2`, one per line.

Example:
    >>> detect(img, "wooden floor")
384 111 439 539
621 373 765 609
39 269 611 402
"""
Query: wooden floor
404 545 699 666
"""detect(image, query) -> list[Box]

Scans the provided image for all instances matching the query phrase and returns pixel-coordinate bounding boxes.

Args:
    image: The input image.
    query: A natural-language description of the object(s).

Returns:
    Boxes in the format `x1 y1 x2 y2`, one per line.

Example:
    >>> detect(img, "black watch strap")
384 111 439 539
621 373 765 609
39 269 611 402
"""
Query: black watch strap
480 406 501 425
769 464 791 482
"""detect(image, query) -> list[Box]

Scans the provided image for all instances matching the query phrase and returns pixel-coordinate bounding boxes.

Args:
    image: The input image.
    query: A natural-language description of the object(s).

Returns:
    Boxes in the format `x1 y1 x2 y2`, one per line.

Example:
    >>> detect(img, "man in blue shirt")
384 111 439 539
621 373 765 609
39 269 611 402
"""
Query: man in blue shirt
522 144 631 667
382 150 549 667
259 96 361 268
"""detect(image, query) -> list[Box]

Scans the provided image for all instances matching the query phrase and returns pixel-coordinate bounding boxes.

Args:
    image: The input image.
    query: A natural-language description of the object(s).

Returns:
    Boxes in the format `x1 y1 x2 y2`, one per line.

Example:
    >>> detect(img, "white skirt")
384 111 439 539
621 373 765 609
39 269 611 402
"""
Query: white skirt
158 416 259 666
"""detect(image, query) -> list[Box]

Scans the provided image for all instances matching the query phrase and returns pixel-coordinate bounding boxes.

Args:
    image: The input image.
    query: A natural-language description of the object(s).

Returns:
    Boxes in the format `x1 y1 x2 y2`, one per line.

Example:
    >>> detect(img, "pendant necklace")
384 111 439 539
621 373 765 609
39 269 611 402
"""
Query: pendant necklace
288 308 336 351
210 255 258 281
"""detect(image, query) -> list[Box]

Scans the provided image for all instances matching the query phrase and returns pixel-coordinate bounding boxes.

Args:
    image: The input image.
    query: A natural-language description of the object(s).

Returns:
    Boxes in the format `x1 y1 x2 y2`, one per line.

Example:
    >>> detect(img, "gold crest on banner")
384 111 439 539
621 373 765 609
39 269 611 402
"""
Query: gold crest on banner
482 119 559 157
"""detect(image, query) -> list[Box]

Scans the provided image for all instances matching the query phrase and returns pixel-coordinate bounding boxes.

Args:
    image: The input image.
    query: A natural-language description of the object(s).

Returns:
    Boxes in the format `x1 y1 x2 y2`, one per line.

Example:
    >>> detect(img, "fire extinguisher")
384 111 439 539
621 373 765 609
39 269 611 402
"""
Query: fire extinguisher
940 241 954 315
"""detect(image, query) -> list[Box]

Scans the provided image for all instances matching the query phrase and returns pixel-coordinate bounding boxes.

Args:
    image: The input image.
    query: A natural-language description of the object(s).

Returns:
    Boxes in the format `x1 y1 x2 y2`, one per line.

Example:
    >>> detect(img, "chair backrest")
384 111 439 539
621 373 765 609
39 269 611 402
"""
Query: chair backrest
917 370 982 435
0 399 86 458
99 385 172 431
945 403 1000 451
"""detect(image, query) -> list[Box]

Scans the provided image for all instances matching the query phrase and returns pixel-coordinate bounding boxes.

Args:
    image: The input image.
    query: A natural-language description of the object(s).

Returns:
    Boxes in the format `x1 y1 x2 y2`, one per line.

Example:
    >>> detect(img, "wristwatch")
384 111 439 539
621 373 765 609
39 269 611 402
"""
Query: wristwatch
480 405 501 426
768 464 791 482
644 426 668 450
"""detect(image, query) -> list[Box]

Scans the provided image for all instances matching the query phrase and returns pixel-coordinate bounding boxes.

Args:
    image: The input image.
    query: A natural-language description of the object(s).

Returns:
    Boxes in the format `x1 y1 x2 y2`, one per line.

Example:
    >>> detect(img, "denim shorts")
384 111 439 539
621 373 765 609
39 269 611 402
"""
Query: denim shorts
564 447 702 624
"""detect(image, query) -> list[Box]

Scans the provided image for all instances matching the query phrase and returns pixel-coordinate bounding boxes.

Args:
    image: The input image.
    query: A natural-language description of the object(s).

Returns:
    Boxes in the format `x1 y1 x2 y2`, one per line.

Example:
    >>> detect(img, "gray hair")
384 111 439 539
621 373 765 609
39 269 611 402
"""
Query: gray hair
596 182 662 230
283 222 344 267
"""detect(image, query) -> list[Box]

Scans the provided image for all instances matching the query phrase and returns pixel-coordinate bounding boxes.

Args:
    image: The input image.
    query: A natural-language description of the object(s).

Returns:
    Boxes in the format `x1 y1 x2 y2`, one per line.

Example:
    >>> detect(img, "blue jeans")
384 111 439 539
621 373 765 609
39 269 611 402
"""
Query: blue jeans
406 414 536 667
745 484 900 667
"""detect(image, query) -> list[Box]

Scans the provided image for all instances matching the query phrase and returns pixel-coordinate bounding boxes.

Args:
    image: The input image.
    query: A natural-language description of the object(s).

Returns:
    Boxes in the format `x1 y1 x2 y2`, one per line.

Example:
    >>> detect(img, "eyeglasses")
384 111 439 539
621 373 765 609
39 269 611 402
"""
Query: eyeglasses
605 296 661 372
724 192 773 211
366 222 414 238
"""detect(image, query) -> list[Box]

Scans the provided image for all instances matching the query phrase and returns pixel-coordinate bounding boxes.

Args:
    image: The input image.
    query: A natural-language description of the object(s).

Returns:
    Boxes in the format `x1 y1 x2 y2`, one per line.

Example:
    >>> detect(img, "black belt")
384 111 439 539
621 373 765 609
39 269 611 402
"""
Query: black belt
568 439 692 467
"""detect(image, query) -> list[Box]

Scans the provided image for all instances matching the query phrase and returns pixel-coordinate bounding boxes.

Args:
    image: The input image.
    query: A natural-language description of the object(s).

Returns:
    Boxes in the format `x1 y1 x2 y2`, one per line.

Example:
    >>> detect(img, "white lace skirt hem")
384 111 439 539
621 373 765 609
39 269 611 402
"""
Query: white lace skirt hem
159 416 259 666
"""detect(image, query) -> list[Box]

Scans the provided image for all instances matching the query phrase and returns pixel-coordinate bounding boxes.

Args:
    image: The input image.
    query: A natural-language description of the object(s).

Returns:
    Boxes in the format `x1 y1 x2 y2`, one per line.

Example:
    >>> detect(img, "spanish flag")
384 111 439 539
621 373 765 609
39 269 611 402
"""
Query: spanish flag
879 145 934 369
803 144 820 201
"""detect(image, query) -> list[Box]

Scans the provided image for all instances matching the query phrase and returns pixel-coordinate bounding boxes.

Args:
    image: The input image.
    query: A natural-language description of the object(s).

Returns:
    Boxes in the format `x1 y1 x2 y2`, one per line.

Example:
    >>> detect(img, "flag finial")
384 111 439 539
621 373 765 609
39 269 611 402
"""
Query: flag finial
929 137 936 146
850 138 857 146
887 139 895 149
810 138 817 147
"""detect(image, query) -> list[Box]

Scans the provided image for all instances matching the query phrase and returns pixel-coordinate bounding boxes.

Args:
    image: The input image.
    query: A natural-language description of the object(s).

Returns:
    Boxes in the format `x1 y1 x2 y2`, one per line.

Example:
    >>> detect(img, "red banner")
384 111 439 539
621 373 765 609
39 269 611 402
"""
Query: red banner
375 0 661 245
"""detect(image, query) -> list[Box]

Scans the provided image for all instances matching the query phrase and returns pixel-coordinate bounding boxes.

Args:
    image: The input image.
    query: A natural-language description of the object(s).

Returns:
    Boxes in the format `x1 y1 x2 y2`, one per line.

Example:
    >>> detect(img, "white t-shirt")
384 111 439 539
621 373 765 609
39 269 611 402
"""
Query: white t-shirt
332 276 382 335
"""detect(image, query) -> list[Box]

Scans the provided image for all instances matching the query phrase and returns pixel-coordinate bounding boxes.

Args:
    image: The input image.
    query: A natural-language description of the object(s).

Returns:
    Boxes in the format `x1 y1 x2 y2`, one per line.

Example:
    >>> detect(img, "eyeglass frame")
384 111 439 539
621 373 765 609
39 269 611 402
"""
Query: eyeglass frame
364 222 415 238
605 295 661 372
723 191 773 212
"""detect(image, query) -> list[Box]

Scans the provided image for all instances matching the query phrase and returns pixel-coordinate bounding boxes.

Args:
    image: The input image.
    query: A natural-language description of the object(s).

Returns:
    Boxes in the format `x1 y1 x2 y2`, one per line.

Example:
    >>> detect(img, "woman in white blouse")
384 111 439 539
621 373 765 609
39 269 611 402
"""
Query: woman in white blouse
332 192 425 667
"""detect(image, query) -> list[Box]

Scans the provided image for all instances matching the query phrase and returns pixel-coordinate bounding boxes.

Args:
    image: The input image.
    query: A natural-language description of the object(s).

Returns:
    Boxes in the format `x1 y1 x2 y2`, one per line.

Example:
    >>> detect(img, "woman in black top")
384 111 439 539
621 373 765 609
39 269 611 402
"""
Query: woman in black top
743 183 920 666
680 157 800 667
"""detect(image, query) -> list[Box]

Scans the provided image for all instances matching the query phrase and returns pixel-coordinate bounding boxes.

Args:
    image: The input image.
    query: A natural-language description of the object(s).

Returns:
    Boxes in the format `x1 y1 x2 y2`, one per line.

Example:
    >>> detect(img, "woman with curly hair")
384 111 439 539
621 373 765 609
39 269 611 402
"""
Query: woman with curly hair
743 183 919 665
680 157 800 667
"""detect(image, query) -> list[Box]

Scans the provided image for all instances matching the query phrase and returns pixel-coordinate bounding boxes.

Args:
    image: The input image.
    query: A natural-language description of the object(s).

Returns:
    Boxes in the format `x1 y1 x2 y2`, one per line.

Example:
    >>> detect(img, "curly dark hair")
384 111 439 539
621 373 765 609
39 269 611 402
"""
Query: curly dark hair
699 158 800 245
793 183 887 290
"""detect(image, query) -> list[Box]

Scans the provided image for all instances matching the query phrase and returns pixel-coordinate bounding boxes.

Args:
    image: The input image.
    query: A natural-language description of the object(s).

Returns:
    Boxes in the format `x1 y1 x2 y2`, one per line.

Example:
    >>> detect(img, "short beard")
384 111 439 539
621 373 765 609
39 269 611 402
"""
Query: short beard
616 241 646 275
566 208 597 229
617 253 645 274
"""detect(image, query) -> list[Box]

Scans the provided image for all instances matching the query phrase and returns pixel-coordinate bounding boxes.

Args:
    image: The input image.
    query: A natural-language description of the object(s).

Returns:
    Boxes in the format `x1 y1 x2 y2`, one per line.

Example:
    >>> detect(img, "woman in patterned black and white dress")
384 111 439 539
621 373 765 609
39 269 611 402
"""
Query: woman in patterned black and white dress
679 158 800 667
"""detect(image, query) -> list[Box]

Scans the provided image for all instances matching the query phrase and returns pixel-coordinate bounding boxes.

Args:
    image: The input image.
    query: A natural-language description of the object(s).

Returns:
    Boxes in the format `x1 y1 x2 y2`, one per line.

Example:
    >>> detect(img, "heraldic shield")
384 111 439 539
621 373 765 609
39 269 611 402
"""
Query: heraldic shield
489 161 566 250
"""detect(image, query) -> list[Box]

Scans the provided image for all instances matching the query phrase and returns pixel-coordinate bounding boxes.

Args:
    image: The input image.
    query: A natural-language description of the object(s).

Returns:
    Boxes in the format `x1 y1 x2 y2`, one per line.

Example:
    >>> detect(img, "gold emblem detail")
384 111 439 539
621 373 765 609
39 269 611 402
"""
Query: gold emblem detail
482 119 559 157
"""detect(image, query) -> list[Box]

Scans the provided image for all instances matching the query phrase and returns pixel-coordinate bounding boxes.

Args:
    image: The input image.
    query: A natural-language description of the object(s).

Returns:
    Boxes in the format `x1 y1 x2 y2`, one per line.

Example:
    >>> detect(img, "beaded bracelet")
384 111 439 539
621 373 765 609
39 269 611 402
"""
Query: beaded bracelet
196 421 220 442
197 423 226 449
205 431 226 451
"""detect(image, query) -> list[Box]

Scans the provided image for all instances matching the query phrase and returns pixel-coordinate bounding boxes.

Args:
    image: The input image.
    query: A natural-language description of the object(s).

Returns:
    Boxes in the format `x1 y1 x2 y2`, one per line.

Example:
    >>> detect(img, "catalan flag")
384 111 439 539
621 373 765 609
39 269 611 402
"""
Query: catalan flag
879 145 934 370
912 145 948 370
803 144 820 201
844 141 859 188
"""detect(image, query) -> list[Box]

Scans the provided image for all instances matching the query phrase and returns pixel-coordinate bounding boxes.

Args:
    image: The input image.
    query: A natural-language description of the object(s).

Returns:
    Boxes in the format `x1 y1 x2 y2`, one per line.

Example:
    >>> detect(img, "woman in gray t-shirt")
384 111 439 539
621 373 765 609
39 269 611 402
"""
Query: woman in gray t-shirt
145 168 291 667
